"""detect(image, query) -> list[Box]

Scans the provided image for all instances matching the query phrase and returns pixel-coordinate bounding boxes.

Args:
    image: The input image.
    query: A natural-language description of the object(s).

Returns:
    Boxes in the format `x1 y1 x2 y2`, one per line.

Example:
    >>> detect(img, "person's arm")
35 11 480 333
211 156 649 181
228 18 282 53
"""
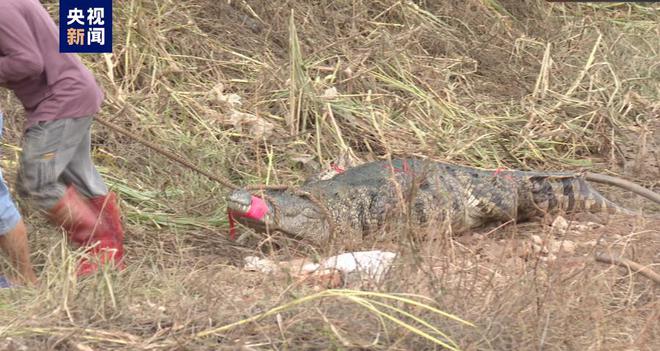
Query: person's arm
0 6 45 84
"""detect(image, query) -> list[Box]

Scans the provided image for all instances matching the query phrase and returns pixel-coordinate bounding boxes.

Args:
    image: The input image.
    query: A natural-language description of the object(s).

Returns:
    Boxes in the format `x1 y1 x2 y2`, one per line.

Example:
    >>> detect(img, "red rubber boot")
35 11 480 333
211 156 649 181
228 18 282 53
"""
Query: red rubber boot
48 186 103 276
48 186 123 276
48 185 102 244
87 191 125 273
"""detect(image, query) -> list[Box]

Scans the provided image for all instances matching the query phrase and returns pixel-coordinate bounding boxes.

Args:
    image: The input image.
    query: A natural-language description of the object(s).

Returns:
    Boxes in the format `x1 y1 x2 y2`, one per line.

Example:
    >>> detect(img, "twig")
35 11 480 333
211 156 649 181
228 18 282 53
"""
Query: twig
595 253 660 285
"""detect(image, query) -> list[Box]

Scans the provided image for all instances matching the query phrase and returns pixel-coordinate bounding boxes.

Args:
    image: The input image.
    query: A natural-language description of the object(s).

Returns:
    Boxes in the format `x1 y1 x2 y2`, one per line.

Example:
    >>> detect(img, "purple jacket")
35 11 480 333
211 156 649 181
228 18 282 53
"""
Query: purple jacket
0 0 104 129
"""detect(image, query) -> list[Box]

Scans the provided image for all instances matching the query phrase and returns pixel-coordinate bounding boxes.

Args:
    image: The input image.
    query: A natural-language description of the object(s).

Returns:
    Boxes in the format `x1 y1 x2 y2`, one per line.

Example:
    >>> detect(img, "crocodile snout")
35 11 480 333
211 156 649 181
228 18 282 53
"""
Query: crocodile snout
226 189 273 228
226 188 325 241
227 189 253 215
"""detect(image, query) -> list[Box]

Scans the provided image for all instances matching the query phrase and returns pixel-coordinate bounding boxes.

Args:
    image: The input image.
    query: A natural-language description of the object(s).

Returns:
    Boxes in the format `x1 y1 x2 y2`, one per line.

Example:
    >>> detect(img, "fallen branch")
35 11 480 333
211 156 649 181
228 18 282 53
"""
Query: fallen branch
586 172 660 205
595 253 660 285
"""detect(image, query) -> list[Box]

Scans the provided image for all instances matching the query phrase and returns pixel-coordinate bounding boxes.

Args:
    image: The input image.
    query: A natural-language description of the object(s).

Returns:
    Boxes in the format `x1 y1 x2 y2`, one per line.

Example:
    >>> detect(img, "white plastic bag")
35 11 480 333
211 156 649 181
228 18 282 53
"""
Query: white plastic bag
244 250 397 283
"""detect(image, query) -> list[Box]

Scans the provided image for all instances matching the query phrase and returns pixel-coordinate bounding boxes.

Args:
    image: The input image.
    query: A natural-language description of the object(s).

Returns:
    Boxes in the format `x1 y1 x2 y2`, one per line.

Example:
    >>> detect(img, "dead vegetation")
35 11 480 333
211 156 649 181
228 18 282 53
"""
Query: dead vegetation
0 0 658 350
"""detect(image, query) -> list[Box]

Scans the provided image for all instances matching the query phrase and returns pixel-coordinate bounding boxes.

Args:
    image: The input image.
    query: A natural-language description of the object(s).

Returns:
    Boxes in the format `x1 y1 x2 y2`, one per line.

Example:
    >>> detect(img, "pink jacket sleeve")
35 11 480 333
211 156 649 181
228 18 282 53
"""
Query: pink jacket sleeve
0 6 45 84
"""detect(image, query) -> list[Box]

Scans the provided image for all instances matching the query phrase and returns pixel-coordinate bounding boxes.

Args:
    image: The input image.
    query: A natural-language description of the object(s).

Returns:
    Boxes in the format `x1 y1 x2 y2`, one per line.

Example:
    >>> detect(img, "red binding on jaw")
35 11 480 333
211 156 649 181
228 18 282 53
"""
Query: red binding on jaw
493 167 514 182
331 163 345 173
228 195 270 240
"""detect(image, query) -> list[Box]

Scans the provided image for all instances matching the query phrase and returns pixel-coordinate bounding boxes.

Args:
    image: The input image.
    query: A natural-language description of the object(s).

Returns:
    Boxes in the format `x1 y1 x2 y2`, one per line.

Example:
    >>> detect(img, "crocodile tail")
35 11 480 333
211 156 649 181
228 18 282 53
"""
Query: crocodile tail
526 174 632 215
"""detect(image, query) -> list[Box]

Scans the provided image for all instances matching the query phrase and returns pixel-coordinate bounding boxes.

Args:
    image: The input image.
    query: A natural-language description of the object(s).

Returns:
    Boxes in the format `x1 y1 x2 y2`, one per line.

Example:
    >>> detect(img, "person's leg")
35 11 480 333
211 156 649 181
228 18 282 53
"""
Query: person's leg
17 117 108 276
0 218 38 286
17 118 86 210
0 167 37 285
0 112 36 286
61 118 124 274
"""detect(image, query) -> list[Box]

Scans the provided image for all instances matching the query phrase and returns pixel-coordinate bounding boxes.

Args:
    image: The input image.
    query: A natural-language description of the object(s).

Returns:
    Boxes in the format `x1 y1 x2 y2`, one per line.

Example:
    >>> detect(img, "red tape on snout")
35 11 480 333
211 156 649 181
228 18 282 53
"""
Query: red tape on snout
493 167 514 182
228 195 270 240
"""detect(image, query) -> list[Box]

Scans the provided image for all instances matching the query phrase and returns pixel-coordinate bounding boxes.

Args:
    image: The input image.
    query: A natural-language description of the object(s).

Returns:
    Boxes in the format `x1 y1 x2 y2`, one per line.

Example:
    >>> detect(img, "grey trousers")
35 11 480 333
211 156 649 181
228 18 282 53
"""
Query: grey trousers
17 116 108 210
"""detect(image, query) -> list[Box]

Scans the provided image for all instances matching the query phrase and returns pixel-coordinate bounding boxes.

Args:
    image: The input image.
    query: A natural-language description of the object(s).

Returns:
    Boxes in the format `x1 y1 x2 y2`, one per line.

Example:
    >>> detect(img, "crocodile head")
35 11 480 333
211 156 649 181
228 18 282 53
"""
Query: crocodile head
226 189 328 241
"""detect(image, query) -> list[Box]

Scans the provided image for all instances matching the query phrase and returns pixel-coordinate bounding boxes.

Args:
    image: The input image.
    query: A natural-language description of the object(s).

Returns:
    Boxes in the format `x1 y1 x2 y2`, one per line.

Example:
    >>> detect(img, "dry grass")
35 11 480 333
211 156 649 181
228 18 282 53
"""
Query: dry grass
0 0 659 350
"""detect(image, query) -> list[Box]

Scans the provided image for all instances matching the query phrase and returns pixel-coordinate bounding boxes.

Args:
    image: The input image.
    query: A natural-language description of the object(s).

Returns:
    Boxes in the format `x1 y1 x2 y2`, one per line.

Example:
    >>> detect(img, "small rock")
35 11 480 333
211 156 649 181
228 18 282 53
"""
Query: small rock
532 243 548 254
581 240 598 247
322 87 339 99
549 240 576 254
343 66 353 77
531 235 544 245
571 222 602 232
244 256 278 273
551 216 569 232
540 253 557 262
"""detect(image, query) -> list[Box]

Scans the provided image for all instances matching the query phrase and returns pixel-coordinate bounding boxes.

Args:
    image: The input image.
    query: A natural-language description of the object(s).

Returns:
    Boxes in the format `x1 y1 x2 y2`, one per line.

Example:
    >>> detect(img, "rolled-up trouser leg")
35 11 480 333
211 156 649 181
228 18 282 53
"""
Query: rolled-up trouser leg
0 165 21 239
0 111 22 235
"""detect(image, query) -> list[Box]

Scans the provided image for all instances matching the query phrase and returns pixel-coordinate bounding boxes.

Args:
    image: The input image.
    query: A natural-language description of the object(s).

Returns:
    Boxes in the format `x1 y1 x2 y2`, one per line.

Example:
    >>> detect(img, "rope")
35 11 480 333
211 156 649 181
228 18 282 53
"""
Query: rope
94 109 338 239
96 114 240 191
585 172 660 205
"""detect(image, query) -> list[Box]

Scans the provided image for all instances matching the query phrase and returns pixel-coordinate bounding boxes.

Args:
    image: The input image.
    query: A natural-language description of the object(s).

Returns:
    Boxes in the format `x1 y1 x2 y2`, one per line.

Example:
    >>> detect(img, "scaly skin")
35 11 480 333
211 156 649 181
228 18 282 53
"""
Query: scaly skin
227 158 628 245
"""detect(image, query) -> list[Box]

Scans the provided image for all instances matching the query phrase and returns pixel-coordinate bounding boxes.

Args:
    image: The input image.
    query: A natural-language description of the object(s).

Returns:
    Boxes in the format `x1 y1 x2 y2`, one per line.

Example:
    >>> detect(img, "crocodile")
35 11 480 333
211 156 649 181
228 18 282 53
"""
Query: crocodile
226 158 633 245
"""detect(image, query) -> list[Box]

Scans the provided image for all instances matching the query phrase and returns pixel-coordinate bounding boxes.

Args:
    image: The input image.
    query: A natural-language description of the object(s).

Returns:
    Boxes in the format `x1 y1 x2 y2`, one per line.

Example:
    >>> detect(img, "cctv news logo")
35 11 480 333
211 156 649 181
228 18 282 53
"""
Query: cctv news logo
59 0 112 53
